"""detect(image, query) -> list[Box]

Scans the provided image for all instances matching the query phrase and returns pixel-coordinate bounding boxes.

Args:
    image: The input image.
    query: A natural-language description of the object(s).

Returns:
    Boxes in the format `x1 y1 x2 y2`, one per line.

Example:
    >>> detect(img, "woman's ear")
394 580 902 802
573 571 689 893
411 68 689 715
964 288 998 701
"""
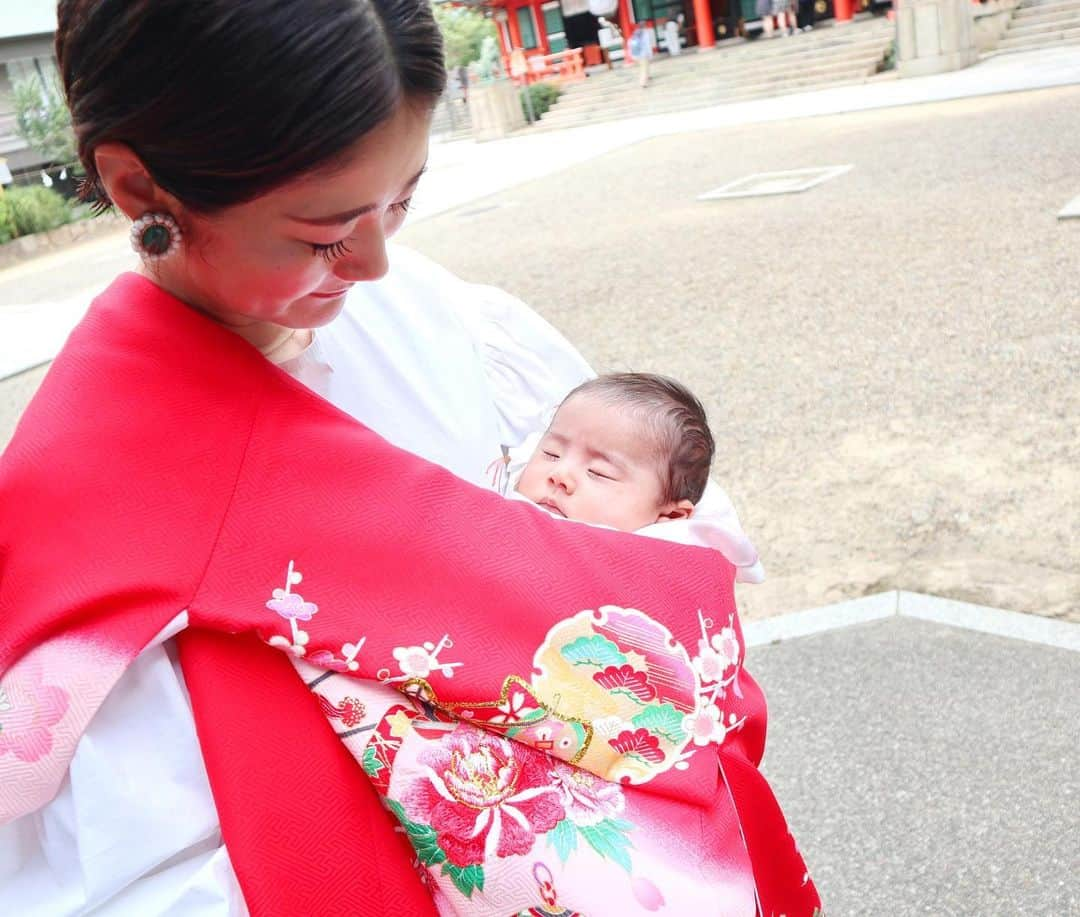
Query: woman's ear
656 500 695 523
93 142 172 221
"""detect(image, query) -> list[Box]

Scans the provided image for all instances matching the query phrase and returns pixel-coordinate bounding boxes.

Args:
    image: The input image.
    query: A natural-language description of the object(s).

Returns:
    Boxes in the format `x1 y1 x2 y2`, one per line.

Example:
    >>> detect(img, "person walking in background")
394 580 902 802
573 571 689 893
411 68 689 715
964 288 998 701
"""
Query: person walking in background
797 0 816 31
629 22 655 87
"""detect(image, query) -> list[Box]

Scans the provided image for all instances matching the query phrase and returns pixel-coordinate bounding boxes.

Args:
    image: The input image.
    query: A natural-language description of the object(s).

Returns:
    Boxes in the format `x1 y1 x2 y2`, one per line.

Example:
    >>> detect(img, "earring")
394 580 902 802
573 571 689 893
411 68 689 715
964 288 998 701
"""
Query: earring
130 211 182 261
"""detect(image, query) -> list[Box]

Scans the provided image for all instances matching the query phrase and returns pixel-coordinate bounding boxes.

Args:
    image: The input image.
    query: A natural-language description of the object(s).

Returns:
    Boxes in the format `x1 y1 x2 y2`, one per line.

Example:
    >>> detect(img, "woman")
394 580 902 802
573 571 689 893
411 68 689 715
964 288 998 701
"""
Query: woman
0 1 820 914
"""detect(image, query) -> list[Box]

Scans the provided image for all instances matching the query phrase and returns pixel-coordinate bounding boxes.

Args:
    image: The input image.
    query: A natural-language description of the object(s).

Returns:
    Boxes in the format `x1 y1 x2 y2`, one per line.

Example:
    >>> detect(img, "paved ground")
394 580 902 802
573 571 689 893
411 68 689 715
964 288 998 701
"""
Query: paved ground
751 615 1079 915
398 85 1080 623
2 71 1078 623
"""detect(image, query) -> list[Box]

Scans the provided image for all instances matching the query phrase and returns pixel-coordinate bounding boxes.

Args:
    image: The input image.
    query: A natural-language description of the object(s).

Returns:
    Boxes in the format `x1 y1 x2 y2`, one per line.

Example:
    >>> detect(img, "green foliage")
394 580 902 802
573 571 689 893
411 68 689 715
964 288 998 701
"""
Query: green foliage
12 76 77 165
0 198 17 244
521 82 562 121
4 186 73 237
433 5 497 69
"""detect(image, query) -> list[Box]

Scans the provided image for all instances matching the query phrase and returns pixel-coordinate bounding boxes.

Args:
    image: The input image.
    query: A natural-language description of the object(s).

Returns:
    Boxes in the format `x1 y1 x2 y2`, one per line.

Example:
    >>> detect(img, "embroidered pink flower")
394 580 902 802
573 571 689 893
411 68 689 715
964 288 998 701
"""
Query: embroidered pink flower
393 645 435 678
266 592 318 621
0 661 70 763
682 703 724 747
548 761 625 826
402 725 564 867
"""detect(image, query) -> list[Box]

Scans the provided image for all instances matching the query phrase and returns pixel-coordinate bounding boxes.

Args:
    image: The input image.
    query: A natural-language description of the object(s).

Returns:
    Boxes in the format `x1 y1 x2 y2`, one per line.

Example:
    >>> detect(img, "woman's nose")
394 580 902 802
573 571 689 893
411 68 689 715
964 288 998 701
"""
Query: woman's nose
333 221 389 283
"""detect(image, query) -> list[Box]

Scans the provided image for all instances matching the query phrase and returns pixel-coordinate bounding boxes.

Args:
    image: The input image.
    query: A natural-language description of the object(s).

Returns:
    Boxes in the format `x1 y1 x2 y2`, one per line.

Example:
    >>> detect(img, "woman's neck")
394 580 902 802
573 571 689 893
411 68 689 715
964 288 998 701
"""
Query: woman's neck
137 264 312 362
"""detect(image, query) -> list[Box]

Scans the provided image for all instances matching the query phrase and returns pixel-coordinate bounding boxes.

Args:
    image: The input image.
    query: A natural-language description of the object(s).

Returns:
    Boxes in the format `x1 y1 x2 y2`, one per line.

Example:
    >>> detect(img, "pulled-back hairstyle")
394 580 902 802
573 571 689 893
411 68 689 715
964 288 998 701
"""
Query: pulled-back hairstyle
56 0 446 213
565 373 715 504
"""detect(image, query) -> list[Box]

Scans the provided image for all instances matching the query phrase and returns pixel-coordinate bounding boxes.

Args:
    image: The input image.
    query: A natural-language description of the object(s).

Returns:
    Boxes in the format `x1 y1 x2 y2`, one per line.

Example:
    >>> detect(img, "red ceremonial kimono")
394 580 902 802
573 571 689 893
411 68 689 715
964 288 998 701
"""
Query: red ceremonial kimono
0 274 820 915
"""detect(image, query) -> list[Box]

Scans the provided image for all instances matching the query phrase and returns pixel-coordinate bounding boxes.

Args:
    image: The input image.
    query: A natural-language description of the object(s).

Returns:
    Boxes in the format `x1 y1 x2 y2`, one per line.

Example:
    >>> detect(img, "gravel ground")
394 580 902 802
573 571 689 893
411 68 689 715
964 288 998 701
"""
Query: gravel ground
398 86 1080 622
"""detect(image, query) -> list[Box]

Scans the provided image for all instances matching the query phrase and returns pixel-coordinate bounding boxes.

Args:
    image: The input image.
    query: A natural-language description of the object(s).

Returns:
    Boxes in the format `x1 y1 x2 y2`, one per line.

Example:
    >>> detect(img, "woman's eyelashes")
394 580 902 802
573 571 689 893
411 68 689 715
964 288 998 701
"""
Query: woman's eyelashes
311 238 352 261
309 198 414 260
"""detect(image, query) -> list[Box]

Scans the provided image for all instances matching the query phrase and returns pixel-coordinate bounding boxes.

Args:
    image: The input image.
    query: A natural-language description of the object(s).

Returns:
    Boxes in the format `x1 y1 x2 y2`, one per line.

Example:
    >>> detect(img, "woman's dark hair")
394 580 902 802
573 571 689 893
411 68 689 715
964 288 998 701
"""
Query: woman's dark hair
56 0 446 212
564 373 715 504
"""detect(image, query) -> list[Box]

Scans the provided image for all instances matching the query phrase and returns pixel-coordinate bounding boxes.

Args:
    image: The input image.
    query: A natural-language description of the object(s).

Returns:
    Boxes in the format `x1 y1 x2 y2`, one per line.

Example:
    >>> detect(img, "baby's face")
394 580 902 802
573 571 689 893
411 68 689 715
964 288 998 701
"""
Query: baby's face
516 393 670 532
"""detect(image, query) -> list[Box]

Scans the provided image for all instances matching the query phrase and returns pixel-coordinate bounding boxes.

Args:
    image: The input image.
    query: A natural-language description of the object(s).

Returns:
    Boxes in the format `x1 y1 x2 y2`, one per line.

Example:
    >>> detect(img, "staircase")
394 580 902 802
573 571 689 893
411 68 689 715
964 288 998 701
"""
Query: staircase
993 0 1080 54
535 17 895 132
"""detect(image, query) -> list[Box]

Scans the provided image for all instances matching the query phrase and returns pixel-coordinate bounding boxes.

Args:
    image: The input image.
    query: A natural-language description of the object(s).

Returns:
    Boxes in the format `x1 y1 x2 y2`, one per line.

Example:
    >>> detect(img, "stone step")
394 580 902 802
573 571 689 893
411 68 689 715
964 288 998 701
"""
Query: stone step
995 24 1080 48
550 48 887 113
1015 0 1080 8
1012 0 1080 19
1004 9 1080 35
556 35 892 103
538 66 885 128
535 74 880 130
553 39 891 101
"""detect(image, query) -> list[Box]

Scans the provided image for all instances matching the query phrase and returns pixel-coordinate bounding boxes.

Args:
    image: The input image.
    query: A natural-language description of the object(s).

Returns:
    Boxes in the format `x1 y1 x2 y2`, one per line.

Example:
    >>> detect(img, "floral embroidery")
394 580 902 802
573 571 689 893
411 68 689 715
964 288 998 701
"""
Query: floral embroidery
381 634 463 683
264 561 367 670
400 724 565 869
316 694 366 728
0 661 70 763
265 561 316 656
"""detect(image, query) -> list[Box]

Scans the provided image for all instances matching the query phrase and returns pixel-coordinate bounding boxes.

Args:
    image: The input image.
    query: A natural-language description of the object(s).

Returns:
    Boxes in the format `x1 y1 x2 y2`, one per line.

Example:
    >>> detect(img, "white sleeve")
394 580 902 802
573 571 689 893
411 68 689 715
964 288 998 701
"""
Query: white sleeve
0 636 246 916
451 283 594 451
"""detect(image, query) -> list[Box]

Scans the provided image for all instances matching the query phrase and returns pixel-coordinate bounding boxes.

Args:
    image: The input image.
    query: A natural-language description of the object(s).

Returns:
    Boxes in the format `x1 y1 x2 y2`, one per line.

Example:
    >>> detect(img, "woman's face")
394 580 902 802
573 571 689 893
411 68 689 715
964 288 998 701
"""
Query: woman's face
162 102 432 331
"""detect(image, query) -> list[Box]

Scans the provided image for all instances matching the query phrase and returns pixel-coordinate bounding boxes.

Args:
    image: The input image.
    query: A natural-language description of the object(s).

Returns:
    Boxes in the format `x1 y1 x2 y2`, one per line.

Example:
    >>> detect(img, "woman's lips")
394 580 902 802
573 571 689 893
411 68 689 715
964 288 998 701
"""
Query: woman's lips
309 287 351 299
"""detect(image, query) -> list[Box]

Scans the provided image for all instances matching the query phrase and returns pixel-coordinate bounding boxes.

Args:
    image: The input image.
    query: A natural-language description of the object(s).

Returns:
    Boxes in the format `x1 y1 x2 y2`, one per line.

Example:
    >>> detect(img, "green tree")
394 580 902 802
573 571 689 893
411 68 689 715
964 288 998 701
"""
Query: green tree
12 76 77 166
433 4 497 70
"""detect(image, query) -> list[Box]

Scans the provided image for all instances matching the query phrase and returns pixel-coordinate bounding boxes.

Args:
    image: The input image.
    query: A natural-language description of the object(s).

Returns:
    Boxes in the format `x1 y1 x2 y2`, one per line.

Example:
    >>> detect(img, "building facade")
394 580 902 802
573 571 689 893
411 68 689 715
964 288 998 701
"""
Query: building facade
0 2 60 182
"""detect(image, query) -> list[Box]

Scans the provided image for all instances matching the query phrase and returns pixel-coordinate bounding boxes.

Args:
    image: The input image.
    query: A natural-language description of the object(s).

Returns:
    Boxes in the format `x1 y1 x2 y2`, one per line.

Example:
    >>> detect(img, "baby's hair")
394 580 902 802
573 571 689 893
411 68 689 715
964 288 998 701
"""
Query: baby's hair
563 373 714 504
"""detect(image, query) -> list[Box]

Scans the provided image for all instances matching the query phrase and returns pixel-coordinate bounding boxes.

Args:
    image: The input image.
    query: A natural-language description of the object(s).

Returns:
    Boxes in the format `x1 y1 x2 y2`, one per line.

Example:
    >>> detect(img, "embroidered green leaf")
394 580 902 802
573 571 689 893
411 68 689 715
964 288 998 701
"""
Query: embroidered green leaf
560 634 627 668
361 744 386 778
579 819 634 873
631 702 688 744
386 800 446 868
442 862 485 898
547 817 578 863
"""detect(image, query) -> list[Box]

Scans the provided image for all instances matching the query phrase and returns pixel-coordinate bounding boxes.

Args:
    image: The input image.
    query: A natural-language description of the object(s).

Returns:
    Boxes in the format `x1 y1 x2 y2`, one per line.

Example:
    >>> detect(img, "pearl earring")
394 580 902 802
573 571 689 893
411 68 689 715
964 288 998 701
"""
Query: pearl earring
130 211 182 261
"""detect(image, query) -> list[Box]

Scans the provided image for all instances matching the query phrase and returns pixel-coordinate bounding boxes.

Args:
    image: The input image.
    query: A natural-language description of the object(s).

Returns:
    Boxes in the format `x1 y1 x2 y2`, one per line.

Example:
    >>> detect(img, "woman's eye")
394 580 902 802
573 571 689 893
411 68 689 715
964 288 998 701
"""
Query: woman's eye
588 469 613 480
543 451 560 460
311 238 352 261
389 197 413 216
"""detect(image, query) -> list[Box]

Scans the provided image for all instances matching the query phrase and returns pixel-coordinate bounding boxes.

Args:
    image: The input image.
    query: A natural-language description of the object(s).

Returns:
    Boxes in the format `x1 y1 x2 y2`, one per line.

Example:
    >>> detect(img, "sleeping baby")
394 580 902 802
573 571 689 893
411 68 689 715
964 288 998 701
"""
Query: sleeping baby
514 372 764 582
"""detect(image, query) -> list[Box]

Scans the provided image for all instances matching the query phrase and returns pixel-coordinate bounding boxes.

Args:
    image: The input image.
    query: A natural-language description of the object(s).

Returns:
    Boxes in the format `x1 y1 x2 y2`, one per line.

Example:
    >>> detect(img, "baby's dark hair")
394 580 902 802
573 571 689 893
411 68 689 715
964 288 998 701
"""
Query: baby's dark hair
564 372 714 504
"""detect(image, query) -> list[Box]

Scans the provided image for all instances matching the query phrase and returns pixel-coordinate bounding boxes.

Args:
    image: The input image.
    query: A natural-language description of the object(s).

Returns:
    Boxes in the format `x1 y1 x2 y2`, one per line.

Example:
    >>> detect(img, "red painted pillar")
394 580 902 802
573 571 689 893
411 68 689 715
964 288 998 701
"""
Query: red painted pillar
508 2 524 48
693 0 715 47
535 2 551 53
834 0 855 20
618 0 635 60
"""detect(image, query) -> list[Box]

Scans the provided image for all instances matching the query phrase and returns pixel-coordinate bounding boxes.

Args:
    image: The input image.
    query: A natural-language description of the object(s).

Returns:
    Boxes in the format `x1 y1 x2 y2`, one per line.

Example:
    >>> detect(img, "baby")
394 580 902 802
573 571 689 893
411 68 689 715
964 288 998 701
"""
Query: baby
515 372 713 533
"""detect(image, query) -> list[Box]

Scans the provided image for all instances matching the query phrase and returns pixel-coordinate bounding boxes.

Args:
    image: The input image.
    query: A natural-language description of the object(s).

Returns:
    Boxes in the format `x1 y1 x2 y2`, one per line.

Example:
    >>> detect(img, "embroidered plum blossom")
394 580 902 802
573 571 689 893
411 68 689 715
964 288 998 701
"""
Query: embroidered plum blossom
490 686 539 725
0 661 70 763
682 703 725 747
710 625 741 670
548 761 626 827
693 646 728 684
401 725 564 867
389 634 462 682
266 592 318 622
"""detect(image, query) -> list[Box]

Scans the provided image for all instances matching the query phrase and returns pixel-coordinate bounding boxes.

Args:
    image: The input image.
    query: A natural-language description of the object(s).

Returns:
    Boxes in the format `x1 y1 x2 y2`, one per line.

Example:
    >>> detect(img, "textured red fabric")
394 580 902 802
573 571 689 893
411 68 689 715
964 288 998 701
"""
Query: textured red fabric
0 273 820 914
179 630 437 916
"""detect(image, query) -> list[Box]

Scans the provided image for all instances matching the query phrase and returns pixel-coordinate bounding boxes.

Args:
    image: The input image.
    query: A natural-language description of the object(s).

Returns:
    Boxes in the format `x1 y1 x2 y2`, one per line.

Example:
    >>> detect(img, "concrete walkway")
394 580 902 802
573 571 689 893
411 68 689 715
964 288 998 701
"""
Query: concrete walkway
746 592 1079 915
3 44 1080 381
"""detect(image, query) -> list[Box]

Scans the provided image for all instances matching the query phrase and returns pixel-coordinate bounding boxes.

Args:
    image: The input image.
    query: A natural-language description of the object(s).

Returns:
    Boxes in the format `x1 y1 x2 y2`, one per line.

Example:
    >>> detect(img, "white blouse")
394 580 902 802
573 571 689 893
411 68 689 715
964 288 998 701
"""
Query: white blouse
0 245 759 915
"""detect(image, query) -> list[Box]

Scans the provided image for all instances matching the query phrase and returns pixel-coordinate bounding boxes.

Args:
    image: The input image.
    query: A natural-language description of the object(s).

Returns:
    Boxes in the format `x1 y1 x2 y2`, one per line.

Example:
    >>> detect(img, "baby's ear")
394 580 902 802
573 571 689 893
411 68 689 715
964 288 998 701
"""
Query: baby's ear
657 499 695 522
